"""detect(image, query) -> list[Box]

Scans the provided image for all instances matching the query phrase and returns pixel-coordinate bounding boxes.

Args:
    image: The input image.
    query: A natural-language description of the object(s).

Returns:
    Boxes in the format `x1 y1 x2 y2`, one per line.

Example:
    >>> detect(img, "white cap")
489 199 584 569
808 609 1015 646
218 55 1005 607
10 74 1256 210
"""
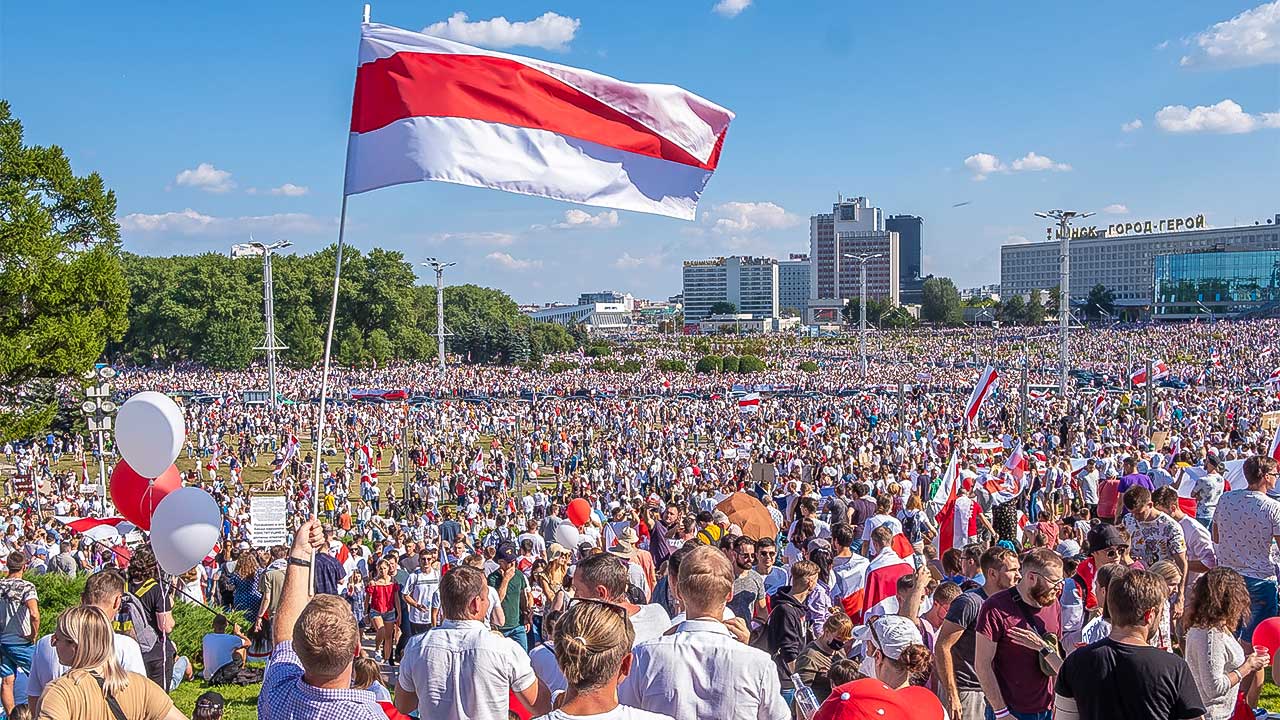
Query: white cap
860 614 923 660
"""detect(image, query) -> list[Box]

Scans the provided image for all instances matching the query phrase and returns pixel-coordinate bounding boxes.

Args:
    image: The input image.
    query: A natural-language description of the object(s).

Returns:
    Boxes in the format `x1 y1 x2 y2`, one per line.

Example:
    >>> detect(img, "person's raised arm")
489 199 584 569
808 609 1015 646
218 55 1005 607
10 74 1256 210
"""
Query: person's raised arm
273 516 325 646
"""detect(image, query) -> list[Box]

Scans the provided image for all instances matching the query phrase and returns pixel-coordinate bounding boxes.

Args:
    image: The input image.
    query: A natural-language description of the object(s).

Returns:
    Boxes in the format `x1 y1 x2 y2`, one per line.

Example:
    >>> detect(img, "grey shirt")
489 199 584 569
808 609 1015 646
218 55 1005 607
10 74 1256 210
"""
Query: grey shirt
728 570 765 621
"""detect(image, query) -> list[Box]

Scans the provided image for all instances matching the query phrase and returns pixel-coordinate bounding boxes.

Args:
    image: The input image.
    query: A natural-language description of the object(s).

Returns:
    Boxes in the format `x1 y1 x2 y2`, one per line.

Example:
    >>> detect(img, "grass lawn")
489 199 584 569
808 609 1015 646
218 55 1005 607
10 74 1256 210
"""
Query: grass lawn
171 677 260 720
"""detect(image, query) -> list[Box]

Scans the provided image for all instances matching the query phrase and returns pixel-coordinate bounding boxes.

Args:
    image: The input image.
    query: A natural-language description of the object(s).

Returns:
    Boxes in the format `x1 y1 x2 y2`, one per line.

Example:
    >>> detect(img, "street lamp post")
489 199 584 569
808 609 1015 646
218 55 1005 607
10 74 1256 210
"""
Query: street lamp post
1034 209 1095 397
80 365 117 516
232 239 292 410
842 252 883 381
1195 301 1216 324
422 258 457 371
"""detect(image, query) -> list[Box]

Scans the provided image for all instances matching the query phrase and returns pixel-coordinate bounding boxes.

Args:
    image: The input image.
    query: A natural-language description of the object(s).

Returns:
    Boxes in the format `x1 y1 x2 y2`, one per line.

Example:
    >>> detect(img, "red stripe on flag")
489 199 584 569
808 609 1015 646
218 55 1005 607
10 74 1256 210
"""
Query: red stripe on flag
351 52 722 171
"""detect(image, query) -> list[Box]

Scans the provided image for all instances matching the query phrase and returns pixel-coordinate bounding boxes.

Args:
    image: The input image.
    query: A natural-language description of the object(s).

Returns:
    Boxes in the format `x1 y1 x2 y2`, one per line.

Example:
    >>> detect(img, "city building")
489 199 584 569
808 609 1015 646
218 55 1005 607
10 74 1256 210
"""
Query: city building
778 254 811 315
527 301 632 330
1000 213 1280 304
886 214 924 304
682 256 779 322
960 283 1001 301
809 196 900 305
696 314 802 335
578 290 634 312
1153 249 1280 320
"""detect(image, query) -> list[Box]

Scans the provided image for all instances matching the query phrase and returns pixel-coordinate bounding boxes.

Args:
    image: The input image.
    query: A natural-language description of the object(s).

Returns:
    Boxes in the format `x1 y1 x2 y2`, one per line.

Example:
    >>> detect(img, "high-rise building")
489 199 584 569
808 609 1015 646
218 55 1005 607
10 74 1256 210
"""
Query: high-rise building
886 214 923 304
1000 213 1280 304
682 256 780 322
778 254 811 314
810 196 900 305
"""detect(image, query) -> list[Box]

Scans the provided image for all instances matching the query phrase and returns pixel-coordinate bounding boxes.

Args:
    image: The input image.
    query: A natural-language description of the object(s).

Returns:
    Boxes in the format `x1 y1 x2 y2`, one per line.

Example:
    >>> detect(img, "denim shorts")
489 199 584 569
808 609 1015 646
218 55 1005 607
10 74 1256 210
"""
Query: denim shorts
0 640 34 678
374 610 397 623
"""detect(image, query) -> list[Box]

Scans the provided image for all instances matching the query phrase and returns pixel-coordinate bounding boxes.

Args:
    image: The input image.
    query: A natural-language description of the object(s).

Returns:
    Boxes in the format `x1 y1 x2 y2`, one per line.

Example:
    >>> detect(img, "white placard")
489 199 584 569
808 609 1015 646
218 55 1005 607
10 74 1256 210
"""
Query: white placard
250 496 288 548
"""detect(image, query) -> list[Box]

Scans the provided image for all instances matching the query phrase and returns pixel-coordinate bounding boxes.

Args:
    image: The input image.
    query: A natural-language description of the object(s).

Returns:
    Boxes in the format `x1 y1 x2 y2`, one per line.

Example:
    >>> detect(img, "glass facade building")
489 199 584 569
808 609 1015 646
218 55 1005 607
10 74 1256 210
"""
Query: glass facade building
1153 249 1280 318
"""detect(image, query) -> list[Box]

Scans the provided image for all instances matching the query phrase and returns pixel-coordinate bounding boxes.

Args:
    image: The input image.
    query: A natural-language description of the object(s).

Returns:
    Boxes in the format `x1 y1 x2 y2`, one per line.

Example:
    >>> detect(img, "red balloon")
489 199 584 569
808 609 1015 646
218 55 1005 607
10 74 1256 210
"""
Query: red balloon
1253 617 1280 657
567 498 592 527
134 466 182 531
109 461 152 527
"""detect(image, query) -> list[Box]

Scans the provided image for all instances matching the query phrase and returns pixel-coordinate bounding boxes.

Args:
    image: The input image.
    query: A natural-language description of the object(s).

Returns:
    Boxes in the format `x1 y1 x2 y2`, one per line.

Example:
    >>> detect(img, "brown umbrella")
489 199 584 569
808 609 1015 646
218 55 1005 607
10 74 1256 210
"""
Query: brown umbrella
715 492 778 542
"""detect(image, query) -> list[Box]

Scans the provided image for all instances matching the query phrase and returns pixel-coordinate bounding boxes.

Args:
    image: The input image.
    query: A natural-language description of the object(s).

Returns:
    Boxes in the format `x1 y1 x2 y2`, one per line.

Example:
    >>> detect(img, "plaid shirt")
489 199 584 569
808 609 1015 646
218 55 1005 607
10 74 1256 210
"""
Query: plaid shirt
259 642 384 720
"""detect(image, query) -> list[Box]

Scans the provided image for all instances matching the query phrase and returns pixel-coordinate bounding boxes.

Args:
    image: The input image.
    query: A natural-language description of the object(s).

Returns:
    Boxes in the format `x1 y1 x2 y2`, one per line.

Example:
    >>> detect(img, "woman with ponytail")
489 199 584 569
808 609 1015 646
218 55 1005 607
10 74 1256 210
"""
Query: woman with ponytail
863 614 933 690
536 599 672 720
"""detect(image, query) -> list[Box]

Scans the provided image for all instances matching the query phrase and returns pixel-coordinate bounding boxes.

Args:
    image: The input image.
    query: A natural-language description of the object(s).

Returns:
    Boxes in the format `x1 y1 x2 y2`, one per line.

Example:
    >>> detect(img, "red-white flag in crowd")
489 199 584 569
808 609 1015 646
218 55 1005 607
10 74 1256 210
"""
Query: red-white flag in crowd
345 23 734 220
1093 394 1107 414
1270 423 1280 462
282 433 299 463
470 447 485 474
964 366 999 423
984 443 1029 505
359 444 378 485
810 419 826 436
438 540 450 574
1210 348 1222 367
738 393 760 414
1130 360 1171 386
1265 367 1280 388
861 545 914 623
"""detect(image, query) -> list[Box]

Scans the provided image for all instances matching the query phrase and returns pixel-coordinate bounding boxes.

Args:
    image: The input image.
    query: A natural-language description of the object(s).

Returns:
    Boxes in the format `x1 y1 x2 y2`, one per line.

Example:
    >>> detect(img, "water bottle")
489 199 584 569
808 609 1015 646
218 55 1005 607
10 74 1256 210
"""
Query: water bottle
790 672 821 719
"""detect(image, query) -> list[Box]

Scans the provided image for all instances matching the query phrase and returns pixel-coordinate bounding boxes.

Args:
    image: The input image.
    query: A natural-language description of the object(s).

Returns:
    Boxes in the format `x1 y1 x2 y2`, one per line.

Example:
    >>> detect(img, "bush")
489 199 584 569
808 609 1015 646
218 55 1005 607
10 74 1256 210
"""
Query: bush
799 360 819 373
695 355 722 373
721 355 740 373
739 354 766 372
621 359 642 373
548 359 579 372
591 358 621 372
584 344 611 358
656 359 687 372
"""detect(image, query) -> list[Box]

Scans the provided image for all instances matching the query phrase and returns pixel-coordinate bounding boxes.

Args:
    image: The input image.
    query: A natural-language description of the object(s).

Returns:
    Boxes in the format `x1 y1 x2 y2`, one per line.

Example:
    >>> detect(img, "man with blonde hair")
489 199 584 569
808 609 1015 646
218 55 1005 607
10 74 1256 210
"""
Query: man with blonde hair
620 545 789 720
259 516 383 720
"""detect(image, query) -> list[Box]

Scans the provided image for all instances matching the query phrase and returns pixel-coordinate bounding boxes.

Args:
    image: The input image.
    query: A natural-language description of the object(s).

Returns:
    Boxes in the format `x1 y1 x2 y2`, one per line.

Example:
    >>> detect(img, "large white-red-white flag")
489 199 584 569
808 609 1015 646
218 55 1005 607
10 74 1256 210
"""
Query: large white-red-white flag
345 23 734 220
738 393 760 414
964 366 999 423
1130 360 1171 386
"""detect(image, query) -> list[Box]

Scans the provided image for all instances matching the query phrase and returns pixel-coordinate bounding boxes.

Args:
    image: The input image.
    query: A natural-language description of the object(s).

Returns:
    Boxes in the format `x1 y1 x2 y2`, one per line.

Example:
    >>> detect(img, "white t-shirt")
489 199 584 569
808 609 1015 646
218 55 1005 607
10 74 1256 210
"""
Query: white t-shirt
202 633 245 680
629 604 672 646
529 641 567 695
26 631 146 702
534 707 675 720
862 513 904 542
403 567 441 625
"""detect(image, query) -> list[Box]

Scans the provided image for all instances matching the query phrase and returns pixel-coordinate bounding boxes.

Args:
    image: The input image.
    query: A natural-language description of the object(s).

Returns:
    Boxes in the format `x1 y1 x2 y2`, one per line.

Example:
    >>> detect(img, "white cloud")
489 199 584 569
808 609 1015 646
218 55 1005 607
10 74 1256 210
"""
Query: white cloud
174 163 235 193
1180 1 1280 68
423 11 580 51
963 151 1071 180
713 0 752 17
431 231 517 246
1155 40 1170 50
1006 235 1030 245
1121 118 1143 132
119 208 329 235
707 201 802 234
270 183 309 197
553 209 620 229
1103 203 1130 215
614 252 664 269
1155 99 1280 133
486 252 542 271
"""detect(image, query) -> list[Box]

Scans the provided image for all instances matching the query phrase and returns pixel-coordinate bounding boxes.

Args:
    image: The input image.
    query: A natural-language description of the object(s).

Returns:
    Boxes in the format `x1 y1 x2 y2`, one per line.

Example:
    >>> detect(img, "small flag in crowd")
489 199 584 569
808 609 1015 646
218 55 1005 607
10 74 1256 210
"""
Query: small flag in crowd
737 393 760 414
1129 360 1171 386
1265 367 1280 388
964 366 999 423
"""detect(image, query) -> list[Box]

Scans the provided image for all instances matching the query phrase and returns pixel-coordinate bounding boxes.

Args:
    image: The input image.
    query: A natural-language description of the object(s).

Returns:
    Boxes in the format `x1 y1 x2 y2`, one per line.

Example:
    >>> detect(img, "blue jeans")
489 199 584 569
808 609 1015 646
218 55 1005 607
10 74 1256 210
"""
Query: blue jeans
169 655 190 692
1240 576 1278 643
985 708 1050 720
503 625 529 651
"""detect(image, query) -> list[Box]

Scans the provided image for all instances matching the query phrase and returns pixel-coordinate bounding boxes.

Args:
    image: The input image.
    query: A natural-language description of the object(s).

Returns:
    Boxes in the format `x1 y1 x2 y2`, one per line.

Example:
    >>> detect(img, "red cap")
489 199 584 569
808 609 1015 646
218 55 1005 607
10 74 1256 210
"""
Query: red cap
813 679 945 720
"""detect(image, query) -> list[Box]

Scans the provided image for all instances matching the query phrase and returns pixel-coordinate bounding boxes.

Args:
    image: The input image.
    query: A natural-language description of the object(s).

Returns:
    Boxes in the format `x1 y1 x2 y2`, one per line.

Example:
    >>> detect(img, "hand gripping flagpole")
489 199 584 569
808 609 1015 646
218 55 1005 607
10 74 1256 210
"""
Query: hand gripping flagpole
309 4 369 592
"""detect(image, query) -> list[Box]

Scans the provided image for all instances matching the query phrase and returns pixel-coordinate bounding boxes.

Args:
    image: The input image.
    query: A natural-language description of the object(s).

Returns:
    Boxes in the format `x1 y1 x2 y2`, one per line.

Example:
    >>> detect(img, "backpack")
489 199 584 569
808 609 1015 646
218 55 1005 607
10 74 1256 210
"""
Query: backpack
116 579 160 653
901 511 923 545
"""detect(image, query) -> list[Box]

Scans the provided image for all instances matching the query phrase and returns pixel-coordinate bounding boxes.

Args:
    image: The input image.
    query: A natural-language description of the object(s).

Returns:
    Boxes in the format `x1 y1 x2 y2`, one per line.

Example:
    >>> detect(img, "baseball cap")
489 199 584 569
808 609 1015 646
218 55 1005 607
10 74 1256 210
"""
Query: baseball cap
859 614 922 661
193 691 225 719
813 678 944 720
495 542 518 563
1086 524 1126 554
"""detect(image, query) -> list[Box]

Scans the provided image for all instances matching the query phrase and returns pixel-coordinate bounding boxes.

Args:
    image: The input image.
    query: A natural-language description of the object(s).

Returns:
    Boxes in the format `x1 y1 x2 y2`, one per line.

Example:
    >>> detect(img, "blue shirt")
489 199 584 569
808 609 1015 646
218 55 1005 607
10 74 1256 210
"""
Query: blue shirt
259 642 383 720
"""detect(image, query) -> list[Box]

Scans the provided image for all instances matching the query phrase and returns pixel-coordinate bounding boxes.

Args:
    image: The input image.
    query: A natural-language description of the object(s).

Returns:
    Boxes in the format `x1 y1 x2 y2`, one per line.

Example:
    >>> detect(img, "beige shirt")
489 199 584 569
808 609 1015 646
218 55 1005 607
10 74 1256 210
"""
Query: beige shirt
36 669 173 720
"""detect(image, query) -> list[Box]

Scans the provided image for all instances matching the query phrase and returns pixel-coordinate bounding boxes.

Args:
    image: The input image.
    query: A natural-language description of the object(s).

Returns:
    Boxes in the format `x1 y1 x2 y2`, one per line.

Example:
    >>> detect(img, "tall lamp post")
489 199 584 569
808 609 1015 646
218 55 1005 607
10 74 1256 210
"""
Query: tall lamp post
232 239 292 410
1195 301 1216 324
842 252 883 380
80 365 117 516
422 258 457 370
1033 209 1094 397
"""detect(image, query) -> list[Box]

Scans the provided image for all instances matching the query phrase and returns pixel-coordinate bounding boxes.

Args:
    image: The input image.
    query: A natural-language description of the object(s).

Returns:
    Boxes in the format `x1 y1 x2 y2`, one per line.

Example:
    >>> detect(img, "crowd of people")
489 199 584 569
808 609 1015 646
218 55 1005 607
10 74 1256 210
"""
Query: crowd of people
0 318 1279 719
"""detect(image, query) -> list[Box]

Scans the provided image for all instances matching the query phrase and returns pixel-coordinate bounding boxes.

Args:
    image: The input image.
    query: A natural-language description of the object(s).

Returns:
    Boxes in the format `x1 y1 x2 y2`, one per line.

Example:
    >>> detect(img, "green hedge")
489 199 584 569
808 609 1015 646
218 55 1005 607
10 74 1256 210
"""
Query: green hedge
548 359 579 372
656 359 687 372
695 355 722 373
739 354 766 372
799 360 819 373
721 355 740 373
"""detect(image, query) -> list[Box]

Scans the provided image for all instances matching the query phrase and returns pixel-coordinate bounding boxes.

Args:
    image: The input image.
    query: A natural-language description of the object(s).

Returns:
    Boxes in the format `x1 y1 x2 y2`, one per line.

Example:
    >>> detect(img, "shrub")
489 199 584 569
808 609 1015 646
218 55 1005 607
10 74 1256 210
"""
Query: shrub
548 359 579 372
621 359 642 373
739 355 766 372
591 358 620 372
695 355 722 374
799 360 819 373
584 344 611 358
721 355 740 373
656 359 687 372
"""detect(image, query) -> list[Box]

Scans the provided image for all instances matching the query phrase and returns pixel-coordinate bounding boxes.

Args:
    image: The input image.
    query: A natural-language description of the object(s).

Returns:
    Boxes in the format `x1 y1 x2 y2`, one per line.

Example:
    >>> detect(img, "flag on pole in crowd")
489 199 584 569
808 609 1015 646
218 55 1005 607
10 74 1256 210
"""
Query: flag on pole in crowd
344 23 735 220
359 444 378 485
1210 348 1222 367
1270 423 1280 462
964 366 999 423
930 449 960 506
1028 390 1049 400
810 419 826 436
282 433 299 464
1129 360 1171 386
1266 367 1280 388
470 447 485 474
1093 394 1107 414
738 393 760 414
984 443 1029 505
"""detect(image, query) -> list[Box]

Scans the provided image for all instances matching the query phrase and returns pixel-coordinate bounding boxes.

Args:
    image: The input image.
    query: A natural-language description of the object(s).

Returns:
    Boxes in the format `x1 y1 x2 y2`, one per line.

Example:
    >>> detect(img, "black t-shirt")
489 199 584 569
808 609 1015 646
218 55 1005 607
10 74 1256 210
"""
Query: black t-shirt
130 578 174 661
942 587 987 691
1057 638 1205 720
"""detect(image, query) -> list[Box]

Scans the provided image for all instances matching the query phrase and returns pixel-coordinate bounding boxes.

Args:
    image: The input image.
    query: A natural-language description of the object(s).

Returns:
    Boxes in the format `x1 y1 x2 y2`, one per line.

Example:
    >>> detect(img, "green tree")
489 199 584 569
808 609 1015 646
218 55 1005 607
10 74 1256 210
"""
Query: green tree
842 298 890 326
695 355 723 373
1000 295 1026 324
1024 293 1046 325
708 301 737 315
366 328 393 366
721 355 740 373
1085 284 1115 320
921 277 962 324
529 322 576 359
739 355 766 372
0 101 129 440
880 306 917 329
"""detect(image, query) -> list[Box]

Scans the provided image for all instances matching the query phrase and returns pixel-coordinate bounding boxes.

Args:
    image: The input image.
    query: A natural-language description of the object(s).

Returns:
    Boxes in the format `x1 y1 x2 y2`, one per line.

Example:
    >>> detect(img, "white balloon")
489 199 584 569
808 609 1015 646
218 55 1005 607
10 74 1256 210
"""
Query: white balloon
149 487 221 576
115 391 185 478
553 520 580 549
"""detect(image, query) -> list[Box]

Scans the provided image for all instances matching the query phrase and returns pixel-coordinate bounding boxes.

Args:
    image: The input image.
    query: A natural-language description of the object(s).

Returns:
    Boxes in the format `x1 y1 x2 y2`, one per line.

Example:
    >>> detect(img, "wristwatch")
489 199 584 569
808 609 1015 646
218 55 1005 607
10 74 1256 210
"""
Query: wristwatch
288 557 312 568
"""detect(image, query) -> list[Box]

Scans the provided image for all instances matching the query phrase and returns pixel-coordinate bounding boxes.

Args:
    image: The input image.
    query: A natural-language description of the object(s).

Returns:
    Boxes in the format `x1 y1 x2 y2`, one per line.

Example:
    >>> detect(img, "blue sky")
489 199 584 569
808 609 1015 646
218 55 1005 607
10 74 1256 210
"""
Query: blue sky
4 1 1278 303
